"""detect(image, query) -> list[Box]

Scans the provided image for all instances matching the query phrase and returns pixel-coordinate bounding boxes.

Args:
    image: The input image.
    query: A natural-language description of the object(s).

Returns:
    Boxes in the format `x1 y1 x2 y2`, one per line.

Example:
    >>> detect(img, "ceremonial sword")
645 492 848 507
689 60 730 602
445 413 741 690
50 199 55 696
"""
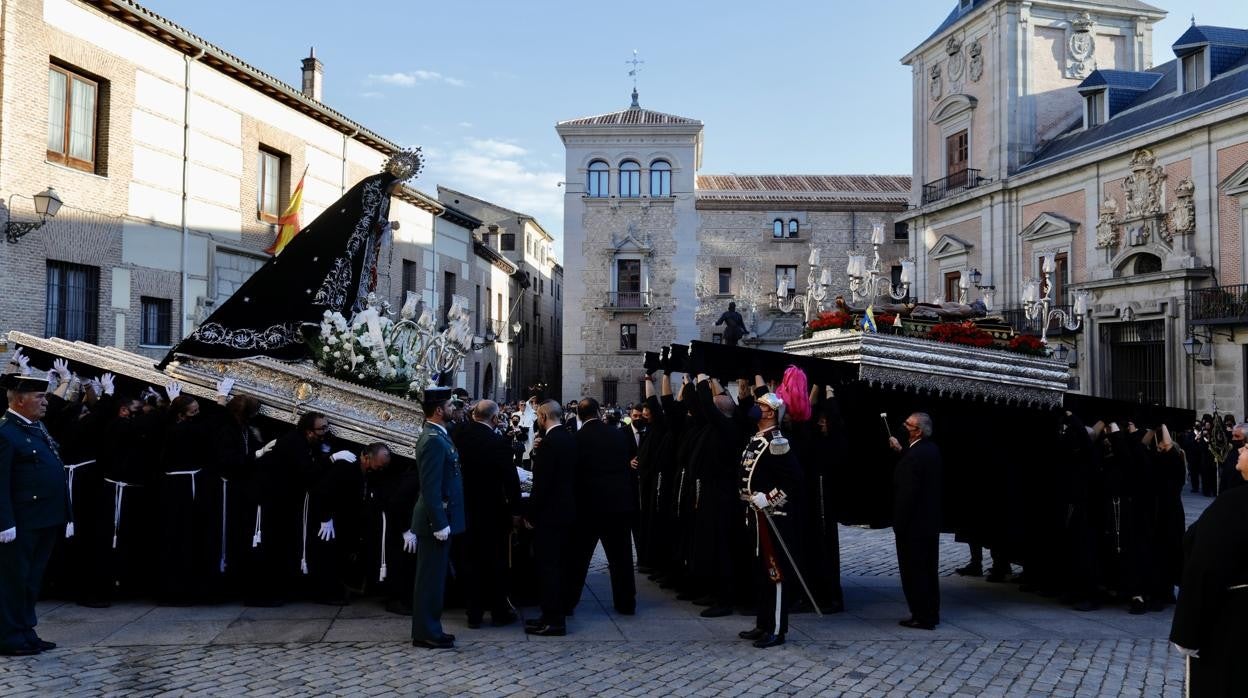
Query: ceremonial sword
759 508 823 617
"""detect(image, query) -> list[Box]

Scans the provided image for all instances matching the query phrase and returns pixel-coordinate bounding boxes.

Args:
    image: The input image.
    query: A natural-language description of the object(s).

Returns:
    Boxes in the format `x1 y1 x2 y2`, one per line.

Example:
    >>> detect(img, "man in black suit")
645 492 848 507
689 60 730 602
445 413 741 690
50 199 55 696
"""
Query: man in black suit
0 374 68 655
566 398 637 616
524 400 577 636
888 412 943 630
452 400 521 629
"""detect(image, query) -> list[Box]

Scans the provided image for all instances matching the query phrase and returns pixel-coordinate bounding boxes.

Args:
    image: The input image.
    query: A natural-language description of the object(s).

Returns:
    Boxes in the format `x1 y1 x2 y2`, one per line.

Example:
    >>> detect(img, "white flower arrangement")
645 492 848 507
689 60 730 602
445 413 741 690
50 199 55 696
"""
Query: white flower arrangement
309 292 475 400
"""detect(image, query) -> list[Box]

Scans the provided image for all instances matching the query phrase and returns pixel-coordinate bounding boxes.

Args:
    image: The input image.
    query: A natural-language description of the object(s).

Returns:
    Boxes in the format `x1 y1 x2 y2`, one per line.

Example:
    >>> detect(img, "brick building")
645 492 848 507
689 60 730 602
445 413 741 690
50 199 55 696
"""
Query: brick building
898 0 1248 415
0 0 517 398
556 92 909 404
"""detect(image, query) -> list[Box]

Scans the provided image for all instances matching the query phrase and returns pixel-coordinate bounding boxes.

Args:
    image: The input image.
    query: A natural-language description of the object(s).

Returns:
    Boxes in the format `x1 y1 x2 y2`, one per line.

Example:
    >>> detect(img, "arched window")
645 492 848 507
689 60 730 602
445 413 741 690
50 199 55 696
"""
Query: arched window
619 160 641 198
649 160 671 197
587 160 609 198
772 219 784 238
788 219 799 238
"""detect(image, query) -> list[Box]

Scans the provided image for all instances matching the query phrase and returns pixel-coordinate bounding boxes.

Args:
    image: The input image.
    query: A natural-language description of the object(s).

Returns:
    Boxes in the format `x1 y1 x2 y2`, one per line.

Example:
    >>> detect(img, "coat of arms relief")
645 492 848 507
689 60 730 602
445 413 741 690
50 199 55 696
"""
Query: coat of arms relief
1096 149 1188 251
1064 12 1096 79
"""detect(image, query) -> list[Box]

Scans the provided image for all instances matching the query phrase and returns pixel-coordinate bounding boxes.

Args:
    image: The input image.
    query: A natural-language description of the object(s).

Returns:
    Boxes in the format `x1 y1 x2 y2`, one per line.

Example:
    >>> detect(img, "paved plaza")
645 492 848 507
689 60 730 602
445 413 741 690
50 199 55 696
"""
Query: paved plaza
0 491 1207 697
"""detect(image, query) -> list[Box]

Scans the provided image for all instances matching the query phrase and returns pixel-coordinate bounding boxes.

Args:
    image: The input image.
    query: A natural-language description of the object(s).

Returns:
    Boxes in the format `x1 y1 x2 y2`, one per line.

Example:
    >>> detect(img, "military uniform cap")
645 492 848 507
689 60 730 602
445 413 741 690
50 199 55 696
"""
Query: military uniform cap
757 392 784 412
422 386 454 407
1 374 49 393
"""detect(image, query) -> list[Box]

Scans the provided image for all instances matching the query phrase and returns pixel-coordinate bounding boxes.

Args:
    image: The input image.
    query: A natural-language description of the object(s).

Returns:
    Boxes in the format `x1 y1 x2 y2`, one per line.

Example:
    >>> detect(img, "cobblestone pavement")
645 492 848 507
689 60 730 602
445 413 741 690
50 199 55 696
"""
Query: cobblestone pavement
0 491 1208 697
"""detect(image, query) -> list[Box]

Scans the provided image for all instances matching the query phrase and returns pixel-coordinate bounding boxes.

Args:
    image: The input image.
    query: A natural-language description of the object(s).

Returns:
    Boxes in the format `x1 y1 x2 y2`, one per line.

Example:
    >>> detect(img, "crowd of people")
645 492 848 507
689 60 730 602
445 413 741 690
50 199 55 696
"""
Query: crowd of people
3 342 1247 685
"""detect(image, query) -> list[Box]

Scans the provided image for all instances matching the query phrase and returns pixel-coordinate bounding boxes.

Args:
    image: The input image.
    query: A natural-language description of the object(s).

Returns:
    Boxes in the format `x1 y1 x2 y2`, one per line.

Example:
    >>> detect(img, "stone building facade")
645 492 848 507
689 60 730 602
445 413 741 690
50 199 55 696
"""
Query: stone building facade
437 187 563 401
898 0 1248 417
557 97 909 404
0 0 511 397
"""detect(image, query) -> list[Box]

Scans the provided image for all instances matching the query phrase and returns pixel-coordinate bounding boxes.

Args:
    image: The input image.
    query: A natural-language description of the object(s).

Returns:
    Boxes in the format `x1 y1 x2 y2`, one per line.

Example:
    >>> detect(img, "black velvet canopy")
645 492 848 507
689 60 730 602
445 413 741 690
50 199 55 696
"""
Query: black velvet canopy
160 172 397 367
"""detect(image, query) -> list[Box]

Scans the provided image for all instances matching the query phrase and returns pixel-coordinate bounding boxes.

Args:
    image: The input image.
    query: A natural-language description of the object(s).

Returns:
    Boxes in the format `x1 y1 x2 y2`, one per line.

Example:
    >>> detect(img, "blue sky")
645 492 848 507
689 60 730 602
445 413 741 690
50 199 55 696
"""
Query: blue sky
139 0 1248 246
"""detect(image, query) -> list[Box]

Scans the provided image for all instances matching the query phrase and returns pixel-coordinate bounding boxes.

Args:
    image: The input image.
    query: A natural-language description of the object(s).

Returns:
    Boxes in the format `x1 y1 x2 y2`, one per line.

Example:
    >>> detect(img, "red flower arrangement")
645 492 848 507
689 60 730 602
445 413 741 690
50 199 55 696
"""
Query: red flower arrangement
875 313 897 328
926 321 994 348
807 310 854 332
1006 334 1047 356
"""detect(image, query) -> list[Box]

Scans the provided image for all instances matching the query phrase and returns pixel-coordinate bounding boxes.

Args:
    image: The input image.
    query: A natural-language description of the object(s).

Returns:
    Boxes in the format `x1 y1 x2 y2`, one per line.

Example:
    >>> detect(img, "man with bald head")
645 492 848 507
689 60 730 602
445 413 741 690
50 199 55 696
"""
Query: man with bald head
452 399 521 629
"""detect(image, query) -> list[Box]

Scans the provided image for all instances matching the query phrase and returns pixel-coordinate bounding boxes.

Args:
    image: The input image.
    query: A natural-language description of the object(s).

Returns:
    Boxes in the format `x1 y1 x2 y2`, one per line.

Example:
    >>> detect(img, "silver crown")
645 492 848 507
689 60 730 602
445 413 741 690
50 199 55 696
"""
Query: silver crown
384 147 424 182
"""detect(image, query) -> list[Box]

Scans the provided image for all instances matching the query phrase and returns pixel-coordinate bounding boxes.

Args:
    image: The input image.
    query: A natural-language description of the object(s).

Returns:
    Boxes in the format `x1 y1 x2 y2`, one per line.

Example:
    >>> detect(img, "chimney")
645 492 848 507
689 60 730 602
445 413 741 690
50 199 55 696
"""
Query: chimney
301 47 323 101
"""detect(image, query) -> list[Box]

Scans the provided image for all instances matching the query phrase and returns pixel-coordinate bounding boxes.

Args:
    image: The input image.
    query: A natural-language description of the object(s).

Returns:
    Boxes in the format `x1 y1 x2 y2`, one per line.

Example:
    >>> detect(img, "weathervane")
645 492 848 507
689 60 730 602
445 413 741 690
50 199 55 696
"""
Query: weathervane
626 50 644 107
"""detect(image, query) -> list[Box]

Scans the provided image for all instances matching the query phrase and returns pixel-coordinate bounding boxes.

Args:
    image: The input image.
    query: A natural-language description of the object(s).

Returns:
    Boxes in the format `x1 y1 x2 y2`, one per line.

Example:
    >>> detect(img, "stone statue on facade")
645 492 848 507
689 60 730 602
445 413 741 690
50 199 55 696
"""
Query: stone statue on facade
1169 177 1196 238
968 40 984 82
1095 194 1120 249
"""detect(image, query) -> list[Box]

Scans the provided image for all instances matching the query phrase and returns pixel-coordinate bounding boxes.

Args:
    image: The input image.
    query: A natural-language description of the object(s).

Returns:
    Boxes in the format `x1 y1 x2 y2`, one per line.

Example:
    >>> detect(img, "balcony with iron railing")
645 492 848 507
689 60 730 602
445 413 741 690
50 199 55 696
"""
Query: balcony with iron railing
921 168 987 205
606 291 651 309
1187 284 1248 325
999 305 1081 337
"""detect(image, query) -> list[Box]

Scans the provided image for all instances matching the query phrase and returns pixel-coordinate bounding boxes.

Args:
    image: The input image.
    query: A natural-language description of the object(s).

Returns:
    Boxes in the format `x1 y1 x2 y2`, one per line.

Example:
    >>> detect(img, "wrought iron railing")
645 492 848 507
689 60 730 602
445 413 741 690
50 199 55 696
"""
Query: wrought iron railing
1000 305 1080 336
1188 284 1248 325
606 291 651 309
921 168 986 205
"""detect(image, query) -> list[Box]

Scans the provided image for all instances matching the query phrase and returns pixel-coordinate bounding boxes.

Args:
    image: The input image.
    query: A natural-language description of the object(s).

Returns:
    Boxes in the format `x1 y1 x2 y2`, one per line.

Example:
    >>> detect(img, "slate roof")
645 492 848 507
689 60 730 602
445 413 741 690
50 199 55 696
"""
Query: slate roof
1079 69 1164 91
696 175 911 203
920 0 1164 48
558 106 701 127
1021 46 1248 173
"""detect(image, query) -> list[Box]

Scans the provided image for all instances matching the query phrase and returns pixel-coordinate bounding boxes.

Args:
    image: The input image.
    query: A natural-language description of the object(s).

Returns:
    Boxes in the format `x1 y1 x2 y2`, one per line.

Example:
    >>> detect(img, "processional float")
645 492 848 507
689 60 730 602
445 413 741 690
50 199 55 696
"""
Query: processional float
7 149 472 459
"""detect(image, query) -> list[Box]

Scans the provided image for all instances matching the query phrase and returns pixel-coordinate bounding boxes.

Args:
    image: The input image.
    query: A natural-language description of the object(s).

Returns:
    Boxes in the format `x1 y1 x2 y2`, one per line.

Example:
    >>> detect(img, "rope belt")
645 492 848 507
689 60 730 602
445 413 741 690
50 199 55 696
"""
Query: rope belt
300 492 310 575
379 512 388 582
63 460 95 538
220 477 229 572
103 478 140 549
252 505 262 548
1230 584 1248 591
165 469 201 501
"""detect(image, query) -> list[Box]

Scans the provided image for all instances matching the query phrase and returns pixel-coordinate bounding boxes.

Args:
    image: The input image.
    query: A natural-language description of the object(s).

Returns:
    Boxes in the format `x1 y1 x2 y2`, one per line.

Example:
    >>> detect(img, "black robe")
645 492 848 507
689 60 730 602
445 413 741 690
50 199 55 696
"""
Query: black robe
1170 485 1248 697
160 173 398 366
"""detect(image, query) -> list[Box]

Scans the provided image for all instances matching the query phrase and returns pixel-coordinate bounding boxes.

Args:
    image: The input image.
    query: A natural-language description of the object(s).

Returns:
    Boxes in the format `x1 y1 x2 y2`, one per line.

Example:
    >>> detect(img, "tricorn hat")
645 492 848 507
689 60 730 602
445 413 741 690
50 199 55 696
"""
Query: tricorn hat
422 386 453 408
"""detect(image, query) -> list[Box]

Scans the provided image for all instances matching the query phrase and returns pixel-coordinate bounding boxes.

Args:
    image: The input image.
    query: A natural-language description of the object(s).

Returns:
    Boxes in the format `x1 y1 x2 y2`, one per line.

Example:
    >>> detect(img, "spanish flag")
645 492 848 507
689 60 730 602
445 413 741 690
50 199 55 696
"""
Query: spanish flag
266 168 307 256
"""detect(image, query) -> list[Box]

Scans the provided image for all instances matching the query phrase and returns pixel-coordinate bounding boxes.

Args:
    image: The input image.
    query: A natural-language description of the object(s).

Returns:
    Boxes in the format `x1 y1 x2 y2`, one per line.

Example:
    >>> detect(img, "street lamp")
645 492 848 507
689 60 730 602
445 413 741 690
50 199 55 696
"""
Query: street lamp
5 187 64 243
1183 327 1213 366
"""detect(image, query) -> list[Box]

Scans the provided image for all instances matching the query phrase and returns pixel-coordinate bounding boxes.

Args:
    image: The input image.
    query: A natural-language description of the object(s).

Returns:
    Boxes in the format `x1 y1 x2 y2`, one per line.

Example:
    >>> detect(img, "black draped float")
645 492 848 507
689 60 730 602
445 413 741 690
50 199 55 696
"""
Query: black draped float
159 172 399 367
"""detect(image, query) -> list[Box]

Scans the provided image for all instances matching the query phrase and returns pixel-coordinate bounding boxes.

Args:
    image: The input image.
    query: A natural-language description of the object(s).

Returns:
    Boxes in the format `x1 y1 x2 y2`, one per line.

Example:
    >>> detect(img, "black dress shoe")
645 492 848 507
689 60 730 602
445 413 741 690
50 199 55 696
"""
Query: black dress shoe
738 627 767 641
466 615 483 629
491 611 518 627
984 572 1008 583
524 624 567 636
614 606 636 616
752 633 785 649
700 606 733 618
524 618 545 629
32 639 56 651
1128 597 1147 615
899 618 937 630
955 564 983 577
0 646 40 657
411 637 454 649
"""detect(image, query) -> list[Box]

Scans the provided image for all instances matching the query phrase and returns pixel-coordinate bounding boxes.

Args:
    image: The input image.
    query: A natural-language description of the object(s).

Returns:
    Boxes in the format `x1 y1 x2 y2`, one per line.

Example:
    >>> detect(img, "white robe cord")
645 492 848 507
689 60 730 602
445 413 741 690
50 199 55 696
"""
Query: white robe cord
379 512 388 582
299 492 310 574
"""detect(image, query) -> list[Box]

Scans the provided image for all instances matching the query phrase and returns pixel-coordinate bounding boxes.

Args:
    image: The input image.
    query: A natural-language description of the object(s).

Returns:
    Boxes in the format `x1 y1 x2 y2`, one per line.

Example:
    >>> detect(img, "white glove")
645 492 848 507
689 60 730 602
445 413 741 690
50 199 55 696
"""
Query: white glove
53 358 71 383
216 377 235 398
0 527 15 544
165 381 182 401
254 439 277 460
750 492 770 510
402 530 418 553
11 348 30 375
1172 642 1199 659
433 526 451 542
331 450 357 463
45 370 60 392
100 372 116 396
318 519 335 541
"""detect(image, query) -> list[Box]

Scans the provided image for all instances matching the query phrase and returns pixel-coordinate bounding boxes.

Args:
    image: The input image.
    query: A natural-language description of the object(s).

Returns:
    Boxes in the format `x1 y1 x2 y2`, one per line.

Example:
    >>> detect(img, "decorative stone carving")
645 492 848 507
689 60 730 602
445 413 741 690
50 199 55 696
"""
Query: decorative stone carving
946 36 965 82
1065 12 1096 79
968 39 984 82
1095 194 1120 249
1123 149 1166 219
930 63 942 101
1168 177 1196 237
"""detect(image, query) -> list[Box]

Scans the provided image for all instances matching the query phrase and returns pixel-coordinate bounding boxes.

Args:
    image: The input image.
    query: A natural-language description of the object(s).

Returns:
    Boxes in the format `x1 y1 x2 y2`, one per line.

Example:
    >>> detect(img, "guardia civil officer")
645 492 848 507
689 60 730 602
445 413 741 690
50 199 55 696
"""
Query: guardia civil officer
408 387 465 649
0 374 68 656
